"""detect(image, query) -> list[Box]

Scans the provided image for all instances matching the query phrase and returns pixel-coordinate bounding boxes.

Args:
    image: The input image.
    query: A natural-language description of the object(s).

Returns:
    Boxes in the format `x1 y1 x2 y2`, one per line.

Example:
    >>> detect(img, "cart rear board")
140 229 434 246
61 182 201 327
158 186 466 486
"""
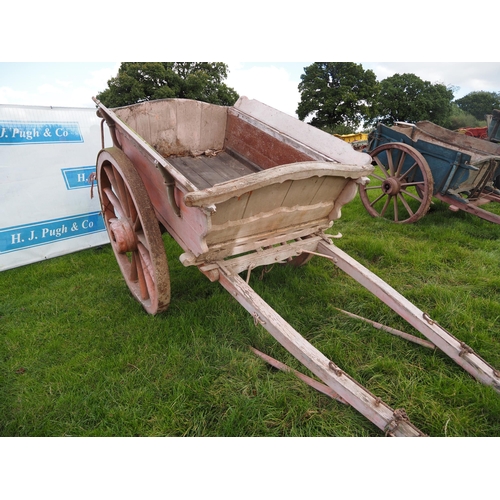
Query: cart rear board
93 97 500 436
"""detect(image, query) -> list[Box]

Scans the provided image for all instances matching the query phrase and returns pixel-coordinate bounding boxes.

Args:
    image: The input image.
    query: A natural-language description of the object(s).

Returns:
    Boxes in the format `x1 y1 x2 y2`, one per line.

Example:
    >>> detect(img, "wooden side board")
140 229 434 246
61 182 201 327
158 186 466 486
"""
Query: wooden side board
225 112 314 169
232 96 373 166
114 99 228 158
393 121 500 163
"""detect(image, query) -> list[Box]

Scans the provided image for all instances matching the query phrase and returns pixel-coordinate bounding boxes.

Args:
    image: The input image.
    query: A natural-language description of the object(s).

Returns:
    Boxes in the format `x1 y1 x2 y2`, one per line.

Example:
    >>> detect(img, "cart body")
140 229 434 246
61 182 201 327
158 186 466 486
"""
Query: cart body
107 97 373 265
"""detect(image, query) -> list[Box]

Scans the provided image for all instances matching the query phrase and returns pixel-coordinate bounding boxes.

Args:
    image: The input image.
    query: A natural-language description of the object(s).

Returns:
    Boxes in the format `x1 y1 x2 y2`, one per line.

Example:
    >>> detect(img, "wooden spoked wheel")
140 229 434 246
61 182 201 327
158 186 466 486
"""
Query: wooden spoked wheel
359 142 434 223
97 147 171 314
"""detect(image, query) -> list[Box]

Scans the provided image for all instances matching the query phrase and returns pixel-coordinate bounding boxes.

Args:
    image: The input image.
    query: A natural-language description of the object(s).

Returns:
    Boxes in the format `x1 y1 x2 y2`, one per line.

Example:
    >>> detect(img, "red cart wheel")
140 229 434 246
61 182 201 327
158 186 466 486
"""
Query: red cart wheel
359 142 434 223
285 235 314 267
97 147 171 314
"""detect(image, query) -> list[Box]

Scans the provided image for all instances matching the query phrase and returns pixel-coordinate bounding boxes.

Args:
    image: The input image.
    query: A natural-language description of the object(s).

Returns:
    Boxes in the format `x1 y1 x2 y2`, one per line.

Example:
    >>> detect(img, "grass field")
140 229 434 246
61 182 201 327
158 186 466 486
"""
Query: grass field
2 193 500 437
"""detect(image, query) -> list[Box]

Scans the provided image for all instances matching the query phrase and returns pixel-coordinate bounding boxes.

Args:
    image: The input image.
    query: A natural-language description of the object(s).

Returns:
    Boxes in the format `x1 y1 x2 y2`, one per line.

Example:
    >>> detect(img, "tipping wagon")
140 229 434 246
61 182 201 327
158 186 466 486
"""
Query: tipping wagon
92 96 500 436
359 120 500 223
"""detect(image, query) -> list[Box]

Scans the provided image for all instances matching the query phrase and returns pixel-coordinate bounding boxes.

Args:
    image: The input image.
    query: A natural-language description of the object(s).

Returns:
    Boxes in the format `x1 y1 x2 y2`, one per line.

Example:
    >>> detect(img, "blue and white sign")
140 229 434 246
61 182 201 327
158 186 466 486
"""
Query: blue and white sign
61 166 97 190
1 212 106 254
0 104 111 271
0 120 83 145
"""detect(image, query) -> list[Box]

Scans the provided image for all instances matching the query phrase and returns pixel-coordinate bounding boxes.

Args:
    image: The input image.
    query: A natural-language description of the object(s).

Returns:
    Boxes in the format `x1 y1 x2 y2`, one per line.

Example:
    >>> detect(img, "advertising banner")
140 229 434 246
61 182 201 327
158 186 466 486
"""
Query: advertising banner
0 104 111 271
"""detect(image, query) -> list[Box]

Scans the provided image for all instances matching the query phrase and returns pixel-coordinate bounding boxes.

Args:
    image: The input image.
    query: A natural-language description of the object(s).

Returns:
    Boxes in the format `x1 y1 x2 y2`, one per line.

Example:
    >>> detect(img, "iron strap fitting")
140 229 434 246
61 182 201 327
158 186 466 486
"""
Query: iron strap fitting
252 312 266 326
459 341 474 357
328 361 343 377
422 312 435 325
384 408 410 436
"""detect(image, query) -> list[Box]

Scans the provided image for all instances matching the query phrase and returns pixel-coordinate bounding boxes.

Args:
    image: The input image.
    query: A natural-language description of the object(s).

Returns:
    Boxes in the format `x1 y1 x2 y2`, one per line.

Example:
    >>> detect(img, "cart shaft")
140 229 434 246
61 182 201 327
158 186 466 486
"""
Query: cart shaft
317 240 500 393
217 264 425 437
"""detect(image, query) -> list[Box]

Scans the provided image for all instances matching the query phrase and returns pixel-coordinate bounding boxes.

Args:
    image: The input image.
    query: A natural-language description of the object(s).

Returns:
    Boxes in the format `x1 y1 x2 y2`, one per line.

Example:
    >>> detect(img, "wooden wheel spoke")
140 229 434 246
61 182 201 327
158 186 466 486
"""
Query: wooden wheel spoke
395 152 406 176
125 188 138 222
373 156 390 178
133 215 142 232
397 193 415 216
369 191 388 207
393 196 399 221
400 180 424 188
371 173 387 182
103 187 125 219
129 252 139 281
133 249 150 301
136 230 148 248
103 164 116 186
379 195 392 217
365 183 384 191
111 165 132 217
401 162 418 181
386 151 396 176
400 187 424 202
138 243 155 287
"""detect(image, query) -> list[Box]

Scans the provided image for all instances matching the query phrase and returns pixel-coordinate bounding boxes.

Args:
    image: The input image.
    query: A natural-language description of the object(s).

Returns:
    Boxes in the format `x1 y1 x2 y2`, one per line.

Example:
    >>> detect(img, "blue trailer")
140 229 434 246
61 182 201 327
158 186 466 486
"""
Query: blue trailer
360 119 500 224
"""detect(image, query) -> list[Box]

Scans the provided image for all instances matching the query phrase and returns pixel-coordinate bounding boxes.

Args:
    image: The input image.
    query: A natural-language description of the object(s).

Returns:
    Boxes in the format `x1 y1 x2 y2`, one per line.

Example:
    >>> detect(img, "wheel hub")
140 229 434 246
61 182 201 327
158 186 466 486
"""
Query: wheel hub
382 177 401 195
109 218 137 253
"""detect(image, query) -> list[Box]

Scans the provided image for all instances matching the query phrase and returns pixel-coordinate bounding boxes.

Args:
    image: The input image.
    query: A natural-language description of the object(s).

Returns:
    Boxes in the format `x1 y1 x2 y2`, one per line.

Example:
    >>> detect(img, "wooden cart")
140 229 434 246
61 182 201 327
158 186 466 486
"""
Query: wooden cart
92 96 500 436
360 121 500 223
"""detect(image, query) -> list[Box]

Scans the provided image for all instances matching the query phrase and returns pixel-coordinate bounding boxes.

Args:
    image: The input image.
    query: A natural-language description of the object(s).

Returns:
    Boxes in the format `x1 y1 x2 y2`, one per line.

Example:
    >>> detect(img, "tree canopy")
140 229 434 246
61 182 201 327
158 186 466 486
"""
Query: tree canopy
296 62 379 131
454 91 500 120
376 73 454 126
96 62 239 108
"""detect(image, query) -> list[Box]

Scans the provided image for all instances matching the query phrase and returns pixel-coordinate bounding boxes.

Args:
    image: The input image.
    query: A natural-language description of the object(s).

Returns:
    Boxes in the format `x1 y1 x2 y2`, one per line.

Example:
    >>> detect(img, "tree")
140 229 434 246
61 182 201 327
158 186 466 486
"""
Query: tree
296 62 379 131
455 91 500 120
376 73 454 126
446 103 485 130
96 62 239 107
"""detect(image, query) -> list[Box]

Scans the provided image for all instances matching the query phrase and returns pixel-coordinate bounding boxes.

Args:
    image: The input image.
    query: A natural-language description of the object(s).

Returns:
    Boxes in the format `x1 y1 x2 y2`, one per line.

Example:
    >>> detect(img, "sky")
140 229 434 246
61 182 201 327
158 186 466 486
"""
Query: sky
1 61 499 119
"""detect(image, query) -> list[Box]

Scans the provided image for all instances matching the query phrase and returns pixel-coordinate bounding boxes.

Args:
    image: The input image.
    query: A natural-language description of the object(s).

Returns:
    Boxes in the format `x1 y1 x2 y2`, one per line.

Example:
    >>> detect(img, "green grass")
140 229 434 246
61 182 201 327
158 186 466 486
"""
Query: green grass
2 194 500 437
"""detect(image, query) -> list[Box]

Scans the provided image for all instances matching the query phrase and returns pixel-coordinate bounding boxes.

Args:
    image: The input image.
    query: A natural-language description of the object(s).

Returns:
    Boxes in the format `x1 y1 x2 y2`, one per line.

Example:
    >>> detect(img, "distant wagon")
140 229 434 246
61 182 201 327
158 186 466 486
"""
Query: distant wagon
360 119 500 224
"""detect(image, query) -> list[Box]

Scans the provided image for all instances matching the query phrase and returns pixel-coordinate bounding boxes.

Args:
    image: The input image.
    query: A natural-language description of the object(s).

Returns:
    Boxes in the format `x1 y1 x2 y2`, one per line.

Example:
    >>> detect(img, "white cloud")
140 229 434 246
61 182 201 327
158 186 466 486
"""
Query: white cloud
85 64 120 92
0 63 120 108
363 62 500 99
226 63 302 118
0 86 30 104
38 83 60 94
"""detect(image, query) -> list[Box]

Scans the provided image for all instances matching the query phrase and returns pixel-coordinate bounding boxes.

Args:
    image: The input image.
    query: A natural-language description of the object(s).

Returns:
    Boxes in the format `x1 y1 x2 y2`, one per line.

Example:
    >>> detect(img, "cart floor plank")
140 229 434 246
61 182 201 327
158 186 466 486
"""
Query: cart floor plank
168 151 261 189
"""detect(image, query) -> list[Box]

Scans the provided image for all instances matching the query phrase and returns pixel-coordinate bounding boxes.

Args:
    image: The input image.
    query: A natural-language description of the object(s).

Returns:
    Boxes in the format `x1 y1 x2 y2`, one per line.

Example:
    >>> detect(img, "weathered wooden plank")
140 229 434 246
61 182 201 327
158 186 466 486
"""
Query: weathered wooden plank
196 153 248 183
225 113 313 169
180 224 329 265
210 192 251 226
311 176 349 205
206 203 334 246
233 96 373 166
184 161 372 208
281 176 323 207
168 156 213 190
213 151 259 179
241 181 293 219
168 152 258 190
115 99 227 158
216 236 323 275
